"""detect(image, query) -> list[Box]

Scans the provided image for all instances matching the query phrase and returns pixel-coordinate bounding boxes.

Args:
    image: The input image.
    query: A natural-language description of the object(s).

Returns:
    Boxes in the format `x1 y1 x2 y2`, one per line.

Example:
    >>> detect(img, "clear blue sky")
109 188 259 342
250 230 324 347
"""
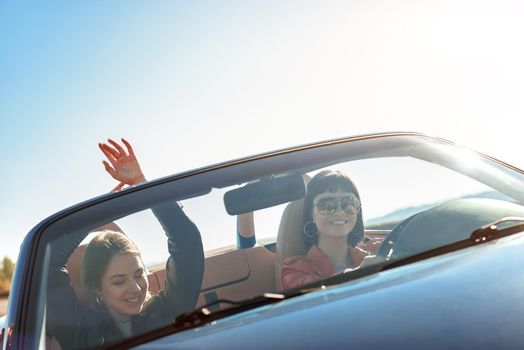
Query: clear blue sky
1 0 524 261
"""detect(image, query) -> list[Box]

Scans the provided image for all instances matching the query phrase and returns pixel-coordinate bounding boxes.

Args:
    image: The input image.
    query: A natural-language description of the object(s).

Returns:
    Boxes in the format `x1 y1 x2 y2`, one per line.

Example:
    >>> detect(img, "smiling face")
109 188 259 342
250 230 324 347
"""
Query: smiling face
99 253 149 317
312 190 359 239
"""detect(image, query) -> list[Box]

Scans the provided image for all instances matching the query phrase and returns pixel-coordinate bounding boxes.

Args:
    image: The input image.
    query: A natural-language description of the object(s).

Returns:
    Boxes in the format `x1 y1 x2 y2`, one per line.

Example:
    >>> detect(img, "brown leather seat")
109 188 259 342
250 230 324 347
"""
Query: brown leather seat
275 176 315 291
275 199 308 290
274 175 312 291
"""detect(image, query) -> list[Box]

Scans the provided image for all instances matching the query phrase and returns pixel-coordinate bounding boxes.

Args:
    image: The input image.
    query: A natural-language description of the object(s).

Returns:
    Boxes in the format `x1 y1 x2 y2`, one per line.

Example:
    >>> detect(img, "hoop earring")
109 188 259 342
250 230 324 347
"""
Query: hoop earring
303 221 318 239
96 294 103 306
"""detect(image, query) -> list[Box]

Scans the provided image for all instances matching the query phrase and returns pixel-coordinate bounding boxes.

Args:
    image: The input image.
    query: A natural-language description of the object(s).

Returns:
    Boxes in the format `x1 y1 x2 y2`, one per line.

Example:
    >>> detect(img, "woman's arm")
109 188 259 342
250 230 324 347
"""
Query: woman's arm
99 138 205 317
237 212 256 248
281 256 326 290
152 203 204 316
46 229 89 341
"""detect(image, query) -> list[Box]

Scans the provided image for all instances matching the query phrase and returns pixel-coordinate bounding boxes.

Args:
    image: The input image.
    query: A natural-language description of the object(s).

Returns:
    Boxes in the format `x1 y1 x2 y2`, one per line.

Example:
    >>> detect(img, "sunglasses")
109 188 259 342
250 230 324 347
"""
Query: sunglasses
313 194 361 215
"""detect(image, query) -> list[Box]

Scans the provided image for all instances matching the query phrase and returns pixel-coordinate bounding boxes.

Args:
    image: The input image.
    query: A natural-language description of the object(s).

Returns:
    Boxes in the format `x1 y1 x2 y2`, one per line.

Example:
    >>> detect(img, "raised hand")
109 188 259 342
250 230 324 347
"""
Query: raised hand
98 138 147 192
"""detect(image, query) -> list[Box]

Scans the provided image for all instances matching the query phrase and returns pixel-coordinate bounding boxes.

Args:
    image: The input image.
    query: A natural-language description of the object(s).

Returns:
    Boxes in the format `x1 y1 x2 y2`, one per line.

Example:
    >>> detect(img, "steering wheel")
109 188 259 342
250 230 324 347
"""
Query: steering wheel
374 198 524 262
375 212 421 259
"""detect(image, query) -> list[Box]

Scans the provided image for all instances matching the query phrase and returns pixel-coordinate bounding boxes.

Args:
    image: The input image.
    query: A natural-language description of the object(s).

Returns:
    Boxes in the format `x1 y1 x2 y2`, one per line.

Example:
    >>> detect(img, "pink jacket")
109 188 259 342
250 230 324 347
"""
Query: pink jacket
281 238 383 290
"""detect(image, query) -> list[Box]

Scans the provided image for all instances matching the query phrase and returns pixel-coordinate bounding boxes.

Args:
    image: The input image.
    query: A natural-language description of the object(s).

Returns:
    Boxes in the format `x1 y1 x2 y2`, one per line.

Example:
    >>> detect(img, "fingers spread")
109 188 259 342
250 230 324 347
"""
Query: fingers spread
99 143 119 165
102 160 120 181
121 138 135 156
108 138 126 156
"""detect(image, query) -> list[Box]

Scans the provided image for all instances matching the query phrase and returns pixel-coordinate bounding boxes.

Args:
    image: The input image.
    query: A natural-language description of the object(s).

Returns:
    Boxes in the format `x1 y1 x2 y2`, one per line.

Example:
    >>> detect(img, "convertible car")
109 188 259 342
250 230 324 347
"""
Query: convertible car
2 132 524 349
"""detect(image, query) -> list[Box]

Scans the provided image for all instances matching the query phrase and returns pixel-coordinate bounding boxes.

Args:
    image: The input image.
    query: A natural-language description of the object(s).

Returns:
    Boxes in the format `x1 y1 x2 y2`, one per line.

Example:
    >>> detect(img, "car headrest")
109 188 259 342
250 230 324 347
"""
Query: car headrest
275 174 312 266
66 244 87 299
276 199 308 265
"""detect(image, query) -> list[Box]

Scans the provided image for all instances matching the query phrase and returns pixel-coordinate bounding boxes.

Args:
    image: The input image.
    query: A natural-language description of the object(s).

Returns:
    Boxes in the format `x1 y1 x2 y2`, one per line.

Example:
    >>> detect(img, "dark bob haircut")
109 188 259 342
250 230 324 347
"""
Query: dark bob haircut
302 169 364 248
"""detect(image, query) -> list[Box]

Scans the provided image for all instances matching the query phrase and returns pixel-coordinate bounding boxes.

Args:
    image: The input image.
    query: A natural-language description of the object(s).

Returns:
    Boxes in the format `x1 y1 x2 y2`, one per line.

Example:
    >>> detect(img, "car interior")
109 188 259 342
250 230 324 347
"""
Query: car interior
64 198 389 317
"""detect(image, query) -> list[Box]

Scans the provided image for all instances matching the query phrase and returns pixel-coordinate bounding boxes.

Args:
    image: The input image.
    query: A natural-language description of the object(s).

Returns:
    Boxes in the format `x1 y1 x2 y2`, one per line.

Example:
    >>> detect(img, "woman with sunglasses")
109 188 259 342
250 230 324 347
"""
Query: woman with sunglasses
281 170 382 290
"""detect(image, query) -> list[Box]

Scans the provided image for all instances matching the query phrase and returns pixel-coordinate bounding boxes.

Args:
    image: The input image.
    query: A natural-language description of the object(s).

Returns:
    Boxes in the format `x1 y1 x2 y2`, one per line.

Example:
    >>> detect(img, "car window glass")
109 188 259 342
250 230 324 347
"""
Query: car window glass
38 139 524 349
331 157 506 228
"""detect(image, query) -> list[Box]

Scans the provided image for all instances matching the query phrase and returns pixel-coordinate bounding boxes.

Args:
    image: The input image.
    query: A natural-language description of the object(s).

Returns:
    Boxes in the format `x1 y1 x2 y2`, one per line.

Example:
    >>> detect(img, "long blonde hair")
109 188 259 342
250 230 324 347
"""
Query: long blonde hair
80 230 151 311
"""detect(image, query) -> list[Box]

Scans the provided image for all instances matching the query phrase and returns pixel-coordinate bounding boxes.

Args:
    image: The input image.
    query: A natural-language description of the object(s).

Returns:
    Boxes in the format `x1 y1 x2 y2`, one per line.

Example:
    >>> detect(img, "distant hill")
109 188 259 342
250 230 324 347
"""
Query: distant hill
365 190 511 230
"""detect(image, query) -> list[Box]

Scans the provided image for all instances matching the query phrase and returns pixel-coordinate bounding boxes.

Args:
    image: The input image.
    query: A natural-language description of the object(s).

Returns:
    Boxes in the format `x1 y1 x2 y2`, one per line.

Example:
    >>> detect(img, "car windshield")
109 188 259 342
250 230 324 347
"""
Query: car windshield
33 134 524 349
